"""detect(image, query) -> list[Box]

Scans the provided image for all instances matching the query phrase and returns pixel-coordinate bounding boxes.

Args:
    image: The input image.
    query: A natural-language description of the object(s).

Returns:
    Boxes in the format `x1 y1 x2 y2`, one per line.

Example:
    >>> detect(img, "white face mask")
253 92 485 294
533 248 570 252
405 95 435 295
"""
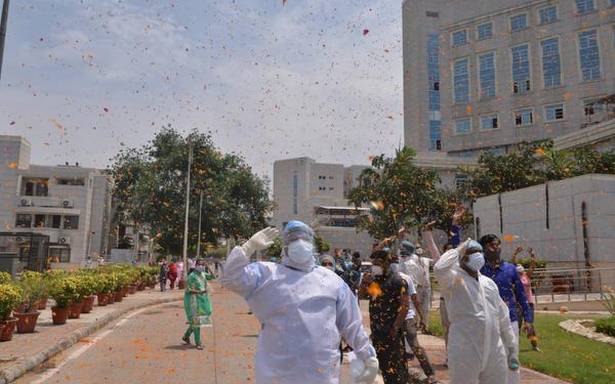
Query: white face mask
465 252 485 272
287 239 314 265
371 265 383 276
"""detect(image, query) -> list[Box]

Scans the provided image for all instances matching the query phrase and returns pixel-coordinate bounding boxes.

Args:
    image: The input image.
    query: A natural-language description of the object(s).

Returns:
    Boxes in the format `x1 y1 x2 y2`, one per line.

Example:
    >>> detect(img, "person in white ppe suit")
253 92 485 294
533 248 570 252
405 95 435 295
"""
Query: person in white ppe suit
399 241 431 331
220 221 379 384
433 239 519 384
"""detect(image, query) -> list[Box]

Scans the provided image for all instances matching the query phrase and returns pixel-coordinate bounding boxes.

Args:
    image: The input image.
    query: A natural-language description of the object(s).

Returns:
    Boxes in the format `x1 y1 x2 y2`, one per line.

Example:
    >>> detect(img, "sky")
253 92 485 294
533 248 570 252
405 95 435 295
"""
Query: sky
0 0 404 180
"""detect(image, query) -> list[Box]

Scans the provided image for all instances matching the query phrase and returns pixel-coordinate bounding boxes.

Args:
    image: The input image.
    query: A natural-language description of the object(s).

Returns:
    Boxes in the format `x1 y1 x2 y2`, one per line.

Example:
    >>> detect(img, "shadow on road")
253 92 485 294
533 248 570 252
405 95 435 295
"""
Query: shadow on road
164 344 196 351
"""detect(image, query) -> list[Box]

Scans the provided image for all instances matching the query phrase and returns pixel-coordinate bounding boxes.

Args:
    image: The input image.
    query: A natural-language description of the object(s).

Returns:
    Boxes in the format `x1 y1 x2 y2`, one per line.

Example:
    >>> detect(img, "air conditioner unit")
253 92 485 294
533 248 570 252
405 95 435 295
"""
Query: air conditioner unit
20 198 34 207
15 236 24 243
48 232 59 243
61 199 74 208
58 236 71 245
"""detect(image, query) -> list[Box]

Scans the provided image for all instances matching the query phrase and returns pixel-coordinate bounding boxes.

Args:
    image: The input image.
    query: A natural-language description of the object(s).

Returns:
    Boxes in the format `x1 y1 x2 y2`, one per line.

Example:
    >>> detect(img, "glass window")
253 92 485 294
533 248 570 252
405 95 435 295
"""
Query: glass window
51 215 62 229
477 22 493 40
429 120 442 151
453 58 470 104
479 52 496 98
575 0 595 14
541 38 561 88
584 101 605 116
56 178 85 186
545 104 565 121
15 214 32 228
455 175 469 189
480 115 499 129
63 215 80 230
539 6 557 24
578 30 601 81
49 248 71 263
514 109 533 126
34 214 46 228
24 182 34 196
455 118 471 134
427 33 440 112
510 14 528 32
512 44 531 94
452 30 468 47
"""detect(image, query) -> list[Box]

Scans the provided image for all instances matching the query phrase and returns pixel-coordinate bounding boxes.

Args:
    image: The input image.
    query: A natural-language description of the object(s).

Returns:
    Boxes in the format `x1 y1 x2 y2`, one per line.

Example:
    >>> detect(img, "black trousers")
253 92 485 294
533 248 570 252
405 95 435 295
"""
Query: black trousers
372 330 410 384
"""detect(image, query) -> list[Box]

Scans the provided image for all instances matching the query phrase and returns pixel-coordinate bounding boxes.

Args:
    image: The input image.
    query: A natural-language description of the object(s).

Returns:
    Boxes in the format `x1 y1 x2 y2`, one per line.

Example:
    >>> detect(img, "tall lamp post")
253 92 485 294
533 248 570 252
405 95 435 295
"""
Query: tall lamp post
181 143 193 281
196 191 203 259
0 0 10 81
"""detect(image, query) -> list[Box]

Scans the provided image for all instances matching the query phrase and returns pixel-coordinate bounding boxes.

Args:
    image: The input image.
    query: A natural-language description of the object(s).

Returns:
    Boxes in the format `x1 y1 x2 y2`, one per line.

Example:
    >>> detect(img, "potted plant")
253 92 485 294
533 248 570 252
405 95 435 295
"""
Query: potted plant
0 271 12 285
49 277 79 325
77 274 97 314
14 271 45 333
0 283 23 341
107 273 118 304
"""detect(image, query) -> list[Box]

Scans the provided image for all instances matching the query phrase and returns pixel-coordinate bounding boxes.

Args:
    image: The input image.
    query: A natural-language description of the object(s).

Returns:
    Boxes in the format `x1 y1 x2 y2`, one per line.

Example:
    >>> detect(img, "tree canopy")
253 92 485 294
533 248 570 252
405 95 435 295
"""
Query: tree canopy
348 147 464 240
110 127 272 256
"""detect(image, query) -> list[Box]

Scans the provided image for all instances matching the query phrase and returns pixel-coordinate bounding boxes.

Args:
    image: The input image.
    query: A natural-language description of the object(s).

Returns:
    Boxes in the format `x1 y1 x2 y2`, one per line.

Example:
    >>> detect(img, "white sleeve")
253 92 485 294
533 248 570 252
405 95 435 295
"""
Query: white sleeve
422 230 441 263
497 292 517 356
336 283 376 361
433 248 460 294
220 246 266 299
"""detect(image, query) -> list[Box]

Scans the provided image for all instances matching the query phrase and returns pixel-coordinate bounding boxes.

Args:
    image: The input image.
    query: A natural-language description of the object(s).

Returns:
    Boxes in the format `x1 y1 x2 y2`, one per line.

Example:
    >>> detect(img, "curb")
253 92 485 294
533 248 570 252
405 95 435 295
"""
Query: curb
559 318 615 346
0 295 183 384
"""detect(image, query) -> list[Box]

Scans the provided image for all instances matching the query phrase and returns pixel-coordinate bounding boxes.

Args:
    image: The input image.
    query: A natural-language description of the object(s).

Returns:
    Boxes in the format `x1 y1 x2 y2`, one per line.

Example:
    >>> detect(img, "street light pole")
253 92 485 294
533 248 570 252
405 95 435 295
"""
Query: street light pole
196 191 203 259
0 0 10 81
181 143 193 281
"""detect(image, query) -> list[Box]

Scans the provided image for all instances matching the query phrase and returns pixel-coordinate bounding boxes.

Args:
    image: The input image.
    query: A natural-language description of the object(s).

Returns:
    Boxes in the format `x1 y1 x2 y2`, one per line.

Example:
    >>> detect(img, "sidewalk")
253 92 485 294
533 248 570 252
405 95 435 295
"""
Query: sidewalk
0 287 183 384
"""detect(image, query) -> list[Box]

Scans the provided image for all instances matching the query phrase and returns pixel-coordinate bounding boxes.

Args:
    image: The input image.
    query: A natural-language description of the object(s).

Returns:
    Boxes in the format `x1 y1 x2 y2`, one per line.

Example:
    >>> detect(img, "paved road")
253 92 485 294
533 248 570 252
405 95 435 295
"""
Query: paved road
16 284 565 384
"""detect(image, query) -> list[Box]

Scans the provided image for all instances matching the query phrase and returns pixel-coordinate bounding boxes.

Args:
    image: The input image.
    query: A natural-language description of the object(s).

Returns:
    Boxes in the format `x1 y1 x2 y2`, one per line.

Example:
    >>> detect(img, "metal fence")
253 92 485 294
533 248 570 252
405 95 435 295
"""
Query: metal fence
531 267 615 303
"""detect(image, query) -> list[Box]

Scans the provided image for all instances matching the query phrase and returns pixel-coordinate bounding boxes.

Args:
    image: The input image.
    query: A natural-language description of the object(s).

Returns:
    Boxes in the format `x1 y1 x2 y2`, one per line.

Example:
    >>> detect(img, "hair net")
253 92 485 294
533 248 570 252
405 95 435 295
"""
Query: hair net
400 240 415 256
320 255 335 266
282 220 314 245
466 240 483 252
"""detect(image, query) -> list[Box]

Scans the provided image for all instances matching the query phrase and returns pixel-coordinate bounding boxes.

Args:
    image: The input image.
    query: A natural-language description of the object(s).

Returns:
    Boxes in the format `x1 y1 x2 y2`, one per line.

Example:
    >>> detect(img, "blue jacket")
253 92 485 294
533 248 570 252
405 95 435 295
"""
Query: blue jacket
481 261 533 323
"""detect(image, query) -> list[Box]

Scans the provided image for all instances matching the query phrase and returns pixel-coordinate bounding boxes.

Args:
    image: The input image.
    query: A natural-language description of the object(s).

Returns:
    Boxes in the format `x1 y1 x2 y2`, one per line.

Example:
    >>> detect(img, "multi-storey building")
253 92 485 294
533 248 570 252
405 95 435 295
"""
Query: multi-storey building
272 157 374 257
0 136 113 270
404 0 615 158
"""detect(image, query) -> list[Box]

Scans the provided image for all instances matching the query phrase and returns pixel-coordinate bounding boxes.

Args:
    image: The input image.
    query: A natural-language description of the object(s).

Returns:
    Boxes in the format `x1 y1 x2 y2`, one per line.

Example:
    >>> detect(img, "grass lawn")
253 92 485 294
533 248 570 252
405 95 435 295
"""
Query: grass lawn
427 311 615 384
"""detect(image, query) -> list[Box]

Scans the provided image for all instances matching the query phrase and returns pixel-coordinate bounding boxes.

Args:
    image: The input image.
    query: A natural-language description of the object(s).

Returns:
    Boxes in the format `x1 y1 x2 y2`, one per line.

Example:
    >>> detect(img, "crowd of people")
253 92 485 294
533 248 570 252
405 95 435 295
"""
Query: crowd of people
195 211 540 384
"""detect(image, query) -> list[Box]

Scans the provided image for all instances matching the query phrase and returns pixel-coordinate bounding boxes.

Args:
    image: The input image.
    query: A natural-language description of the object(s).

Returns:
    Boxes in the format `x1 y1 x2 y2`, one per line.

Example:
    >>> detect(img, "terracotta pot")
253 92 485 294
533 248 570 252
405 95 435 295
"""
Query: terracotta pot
128 285 137 294
107 292 115 304
68 301 83 319
37 297 48 310
137 283 145 291
51 306 69 325
14 311 40 333
114 290 123 302
97 293 108 306
81 296 95 314
122 287 129 297
0 318 18 341
178 280 186 289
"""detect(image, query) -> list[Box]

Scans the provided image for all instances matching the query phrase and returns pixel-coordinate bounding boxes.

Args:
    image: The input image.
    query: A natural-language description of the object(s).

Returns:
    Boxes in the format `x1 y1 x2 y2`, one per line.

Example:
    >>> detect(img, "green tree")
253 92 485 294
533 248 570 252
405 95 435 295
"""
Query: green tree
348 147 454 240
314 235 331 254
110 127 272 255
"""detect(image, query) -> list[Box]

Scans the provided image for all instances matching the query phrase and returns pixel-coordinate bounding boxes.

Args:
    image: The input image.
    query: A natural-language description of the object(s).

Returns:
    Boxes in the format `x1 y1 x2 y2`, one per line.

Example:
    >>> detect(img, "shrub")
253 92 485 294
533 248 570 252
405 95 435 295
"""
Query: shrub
595 317 615 338
0 271 12 285
49 277 80 308
75 274 97 300
18 271 46 313
0 284 23 321
601 285 615 316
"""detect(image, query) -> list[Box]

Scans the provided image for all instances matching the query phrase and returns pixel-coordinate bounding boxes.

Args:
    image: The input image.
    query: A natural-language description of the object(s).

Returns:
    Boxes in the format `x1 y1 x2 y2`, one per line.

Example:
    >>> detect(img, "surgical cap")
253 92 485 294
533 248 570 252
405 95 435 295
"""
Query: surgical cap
400 240 415 256
282 220 314 245
320 255 335 266
466 240 483 252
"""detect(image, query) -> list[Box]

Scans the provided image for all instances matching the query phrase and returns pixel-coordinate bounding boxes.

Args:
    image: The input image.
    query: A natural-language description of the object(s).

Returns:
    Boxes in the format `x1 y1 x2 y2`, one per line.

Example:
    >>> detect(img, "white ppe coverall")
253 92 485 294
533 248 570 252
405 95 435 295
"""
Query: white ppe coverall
221 246 375 384
434 248 517 384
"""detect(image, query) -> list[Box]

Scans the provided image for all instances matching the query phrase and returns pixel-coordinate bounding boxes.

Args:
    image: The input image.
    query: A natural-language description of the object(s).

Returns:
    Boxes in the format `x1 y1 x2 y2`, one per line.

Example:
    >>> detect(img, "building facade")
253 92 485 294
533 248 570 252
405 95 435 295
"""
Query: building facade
404 0 615 157
0 136 113 269
272 157 374 257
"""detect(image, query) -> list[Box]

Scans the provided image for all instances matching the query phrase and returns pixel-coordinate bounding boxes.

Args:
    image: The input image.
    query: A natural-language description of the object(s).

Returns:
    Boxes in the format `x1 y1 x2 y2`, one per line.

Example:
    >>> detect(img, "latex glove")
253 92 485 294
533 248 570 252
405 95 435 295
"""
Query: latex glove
241 227 279 257
508 351 520 371
350 356 379 384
